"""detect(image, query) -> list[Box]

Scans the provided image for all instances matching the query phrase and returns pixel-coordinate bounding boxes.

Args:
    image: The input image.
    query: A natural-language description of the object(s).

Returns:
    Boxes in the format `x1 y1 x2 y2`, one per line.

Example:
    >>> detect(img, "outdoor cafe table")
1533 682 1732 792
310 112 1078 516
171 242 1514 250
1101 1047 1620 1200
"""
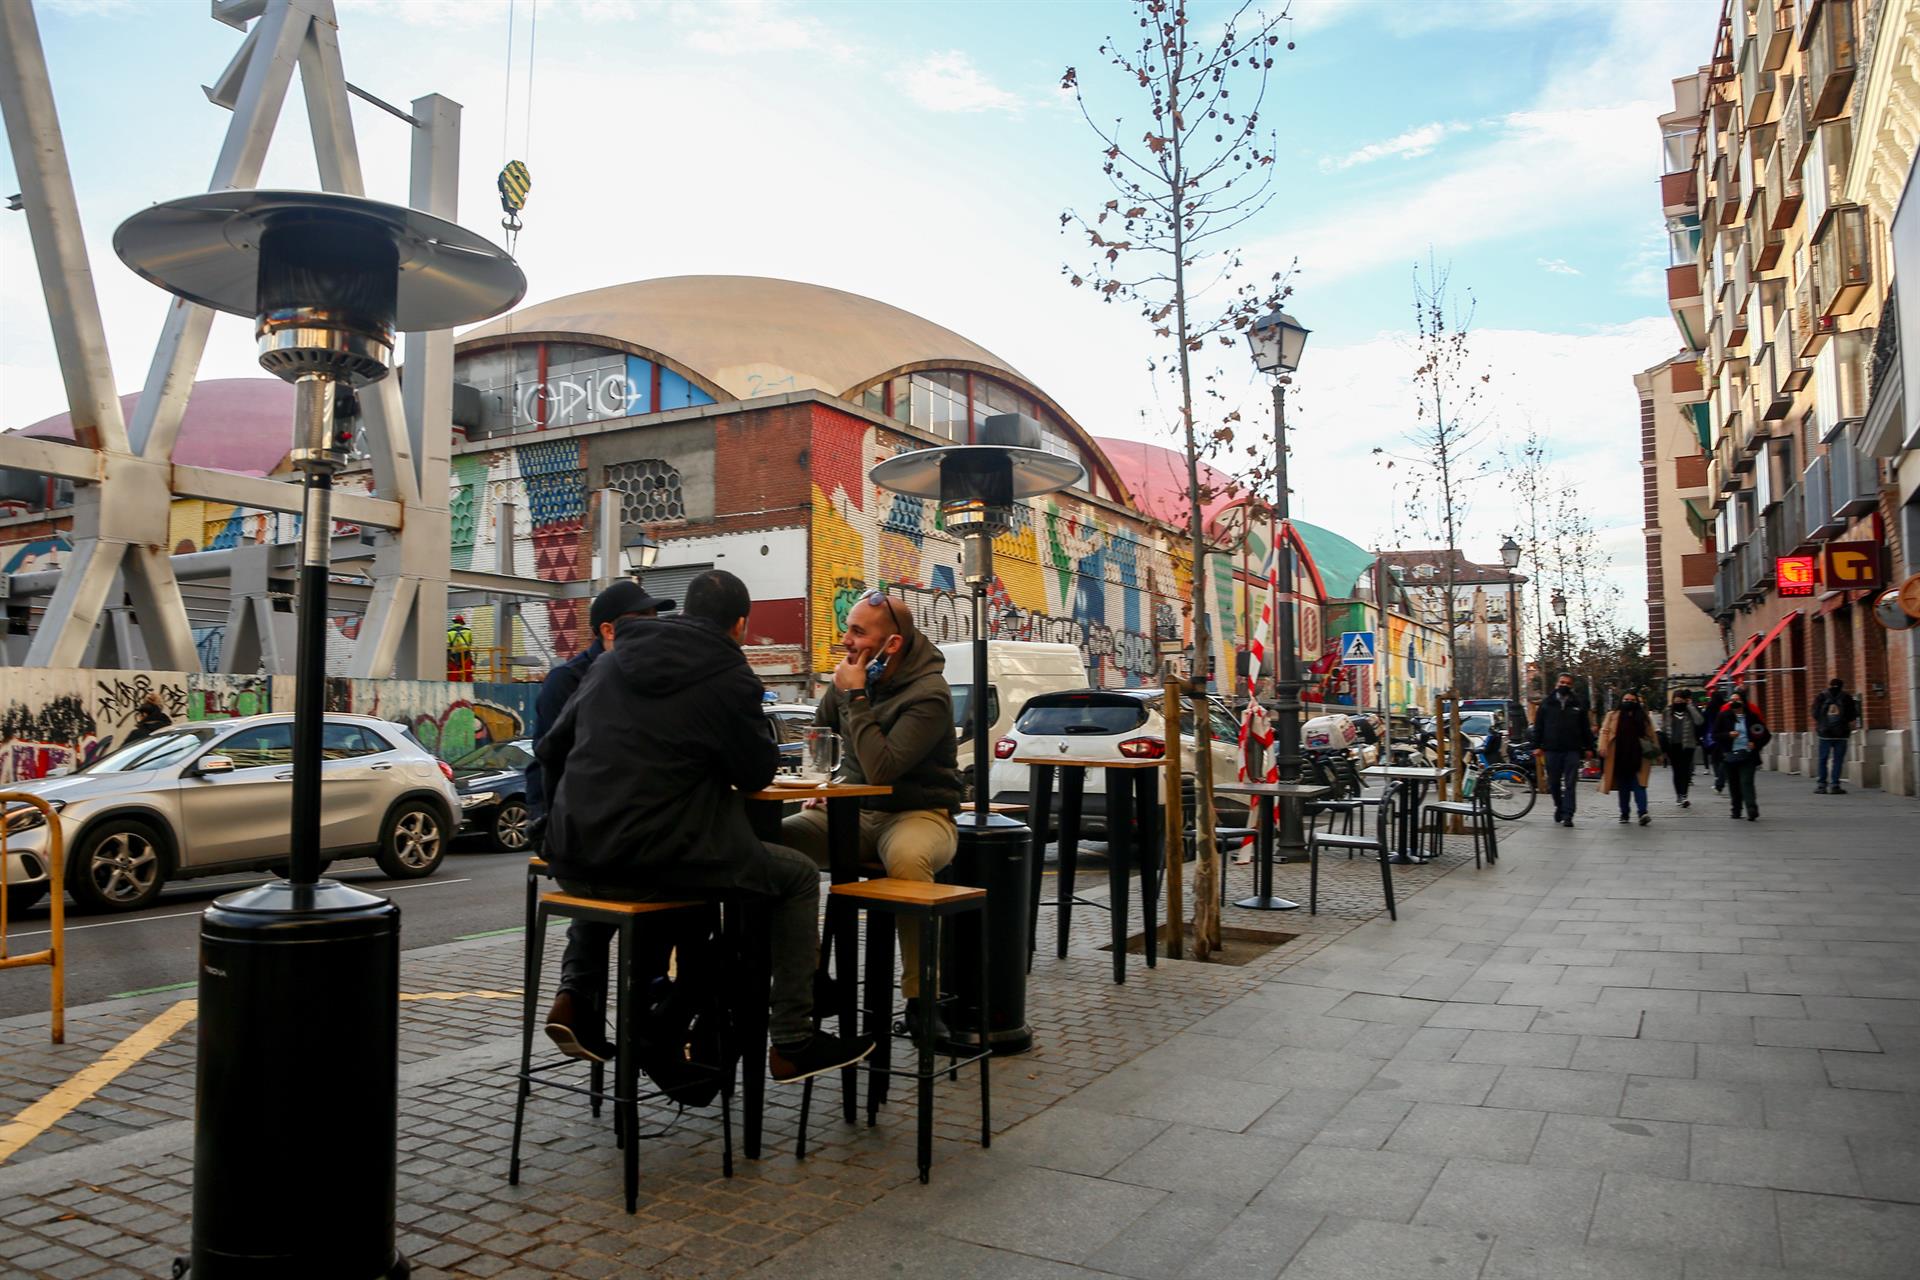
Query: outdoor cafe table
1213 781 1334 911
742 781 891 1156
1360 765 1445 864
1013 756 1165 985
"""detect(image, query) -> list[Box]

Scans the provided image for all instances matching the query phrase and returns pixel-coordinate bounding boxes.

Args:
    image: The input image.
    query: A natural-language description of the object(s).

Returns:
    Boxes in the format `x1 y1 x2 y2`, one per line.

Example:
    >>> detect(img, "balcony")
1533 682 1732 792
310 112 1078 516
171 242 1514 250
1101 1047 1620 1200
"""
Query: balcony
1675 452 1711 491
1804 117 1853 234
1779 481 1805 551
1681 551 1719 604
1815 324 1874 438
1742 43 1777 121
1795 265 1831 358
1672 357 1706 395
1803 453 1843 539
1827 432 1878 519
1804 0 1857 122
1662 169 1699 215
1780 73 1809 175
1815 205 1872 317
1860 287 1906 457
1715 151 1742 225
1715 562 1735 615
1763 0 1794 70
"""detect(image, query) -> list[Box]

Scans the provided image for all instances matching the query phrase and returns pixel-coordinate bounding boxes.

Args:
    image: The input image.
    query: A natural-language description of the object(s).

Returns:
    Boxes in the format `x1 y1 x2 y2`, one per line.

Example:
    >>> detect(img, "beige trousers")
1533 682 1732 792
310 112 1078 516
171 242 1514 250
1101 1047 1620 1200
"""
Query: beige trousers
780 806 958 997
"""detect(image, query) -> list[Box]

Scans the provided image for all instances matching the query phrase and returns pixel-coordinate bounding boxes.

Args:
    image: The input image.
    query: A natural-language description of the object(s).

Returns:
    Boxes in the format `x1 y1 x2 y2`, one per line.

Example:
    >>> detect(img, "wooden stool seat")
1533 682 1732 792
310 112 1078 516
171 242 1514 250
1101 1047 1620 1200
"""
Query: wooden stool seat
528 856 549 872
831 879 986 911
538 891 702 915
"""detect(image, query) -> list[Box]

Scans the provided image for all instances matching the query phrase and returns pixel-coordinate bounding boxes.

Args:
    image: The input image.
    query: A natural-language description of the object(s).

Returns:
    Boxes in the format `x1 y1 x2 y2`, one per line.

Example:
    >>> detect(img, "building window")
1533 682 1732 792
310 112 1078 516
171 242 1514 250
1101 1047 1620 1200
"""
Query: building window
453 342 712 437
605 459 687 524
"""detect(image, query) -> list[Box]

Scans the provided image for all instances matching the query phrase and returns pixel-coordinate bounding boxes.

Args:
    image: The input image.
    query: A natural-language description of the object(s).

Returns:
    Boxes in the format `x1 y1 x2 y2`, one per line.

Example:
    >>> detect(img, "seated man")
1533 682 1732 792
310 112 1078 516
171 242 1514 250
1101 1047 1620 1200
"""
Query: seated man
782 590 961 1037
537 569 872 1083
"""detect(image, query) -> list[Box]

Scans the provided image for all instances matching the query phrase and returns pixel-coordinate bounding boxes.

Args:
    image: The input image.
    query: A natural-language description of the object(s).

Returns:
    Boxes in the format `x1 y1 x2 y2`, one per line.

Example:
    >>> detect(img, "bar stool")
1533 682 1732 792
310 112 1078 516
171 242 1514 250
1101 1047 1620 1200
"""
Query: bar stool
799 878 992 1183
509 890 734 1213
524 857 607 1116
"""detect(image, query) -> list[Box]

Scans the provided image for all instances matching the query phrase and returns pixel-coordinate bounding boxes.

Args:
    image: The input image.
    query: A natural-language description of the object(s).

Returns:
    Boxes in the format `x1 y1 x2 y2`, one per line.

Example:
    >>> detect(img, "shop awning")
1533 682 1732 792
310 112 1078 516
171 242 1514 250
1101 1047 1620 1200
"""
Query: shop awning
1705 631 1764 689
1727 611 1800 681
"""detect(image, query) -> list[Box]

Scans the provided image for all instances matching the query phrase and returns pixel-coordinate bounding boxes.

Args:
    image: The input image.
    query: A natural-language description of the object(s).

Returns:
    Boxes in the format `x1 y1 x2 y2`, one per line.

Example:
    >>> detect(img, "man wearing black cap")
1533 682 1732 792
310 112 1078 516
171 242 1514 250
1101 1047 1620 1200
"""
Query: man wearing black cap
524 579 675 830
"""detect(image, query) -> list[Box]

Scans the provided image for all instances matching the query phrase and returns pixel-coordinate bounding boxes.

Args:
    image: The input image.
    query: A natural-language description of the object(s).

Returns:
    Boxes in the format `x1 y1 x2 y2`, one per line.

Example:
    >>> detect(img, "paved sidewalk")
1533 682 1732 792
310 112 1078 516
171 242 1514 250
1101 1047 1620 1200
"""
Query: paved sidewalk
2 782 1915 1278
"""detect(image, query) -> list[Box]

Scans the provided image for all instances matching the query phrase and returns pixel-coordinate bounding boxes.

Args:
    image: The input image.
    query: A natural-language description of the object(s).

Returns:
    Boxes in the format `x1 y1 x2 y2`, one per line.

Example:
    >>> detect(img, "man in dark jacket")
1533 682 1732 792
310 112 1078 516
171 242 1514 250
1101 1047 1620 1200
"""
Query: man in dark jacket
524 579 674 825
1701 682 1739 793
783 590 961 1035
1532 672 1596 826
537 570 872 1084
1810 678 1861 795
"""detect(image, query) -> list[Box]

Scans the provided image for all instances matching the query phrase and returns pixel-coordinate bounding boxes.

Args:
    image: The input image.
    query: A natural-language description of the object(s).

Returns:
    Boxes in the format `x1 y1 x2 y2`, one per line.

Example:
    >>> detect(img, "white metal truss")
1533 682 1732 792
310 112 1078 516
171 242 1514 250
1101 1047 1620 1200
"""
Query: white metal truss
0 0 481 676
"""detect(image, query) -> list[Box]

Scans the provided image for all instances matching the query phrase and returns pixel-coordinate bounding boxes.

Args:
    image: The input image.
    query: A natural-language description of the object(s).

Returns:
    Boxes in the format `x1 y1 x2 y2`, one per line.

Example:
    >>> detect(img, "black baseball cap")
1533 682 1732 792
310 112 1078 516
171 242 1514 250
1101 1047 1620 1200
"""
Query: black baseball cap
590 579 675 630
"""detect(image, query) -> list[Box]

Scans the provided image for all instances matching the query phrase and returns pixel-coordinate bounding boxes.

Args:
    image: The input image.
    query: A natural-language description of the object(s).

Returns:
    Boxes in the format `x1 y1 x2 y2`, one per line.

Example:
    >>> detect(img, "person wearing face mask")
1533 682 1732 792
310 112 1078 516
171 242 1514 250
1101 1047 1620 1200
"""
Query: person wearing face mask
1660 689 1705 808
783 589 962 1040
1714 690 1772 821
1599 692 1659 825
1532 672 1597 826
1701 682 1738 793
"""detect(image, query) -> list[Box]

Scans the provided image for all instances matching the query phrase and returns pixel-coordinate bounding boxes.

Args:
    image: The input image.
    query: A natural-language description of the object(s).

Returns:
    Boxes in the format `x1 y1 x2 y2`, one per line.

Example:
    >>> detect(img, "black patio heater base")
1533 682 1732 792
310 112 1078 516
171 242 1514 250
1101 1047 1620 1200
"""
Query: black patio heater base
950 811 1035 1055
180 881 406 1279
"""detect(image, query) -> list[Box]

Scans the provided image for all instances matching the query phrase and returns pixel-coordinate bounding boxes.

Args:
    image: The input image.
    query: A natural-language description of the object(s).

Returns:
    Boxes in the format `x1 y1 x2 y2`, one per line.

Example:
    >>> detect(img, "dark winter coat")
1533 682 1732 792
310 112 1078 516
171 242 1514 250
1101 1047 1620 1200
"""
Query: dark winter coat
1810 690 1860 741
1531 688 1596 753
815 631 963 814
537 616 780 886
526 639 603 820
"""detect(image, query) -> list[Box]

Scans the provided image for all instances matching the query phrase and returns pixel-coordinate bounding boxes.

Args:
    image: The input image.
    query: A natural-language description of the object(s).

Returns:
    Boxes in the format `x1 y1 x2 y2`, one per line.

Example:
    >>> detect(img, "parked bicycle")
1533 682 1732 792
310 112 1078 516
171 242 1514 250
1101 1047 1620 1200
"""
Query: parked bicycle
1461 757 1538 821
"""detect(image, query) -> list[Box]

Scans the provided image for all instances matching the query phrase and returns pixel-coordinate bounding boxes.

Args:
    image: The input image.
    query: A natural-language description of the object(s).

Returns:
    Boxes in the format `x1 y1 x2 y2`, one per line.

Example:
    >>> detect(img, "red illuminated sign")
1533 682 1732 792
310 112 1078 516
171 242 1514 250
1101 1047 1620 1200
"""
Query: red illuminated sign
1776 555 1817 597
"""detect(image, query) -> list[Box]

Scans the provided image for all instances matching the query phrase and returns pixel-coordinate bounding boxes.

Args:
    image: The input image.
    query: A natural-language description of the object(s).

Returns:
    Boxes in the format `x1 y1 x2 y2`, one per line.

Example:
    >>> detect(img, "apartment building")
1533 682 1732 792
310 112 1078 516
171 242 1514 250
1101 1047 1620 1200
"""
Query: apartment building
1660 0 1920 794
1377 549 1526 700
1634 345 1724 680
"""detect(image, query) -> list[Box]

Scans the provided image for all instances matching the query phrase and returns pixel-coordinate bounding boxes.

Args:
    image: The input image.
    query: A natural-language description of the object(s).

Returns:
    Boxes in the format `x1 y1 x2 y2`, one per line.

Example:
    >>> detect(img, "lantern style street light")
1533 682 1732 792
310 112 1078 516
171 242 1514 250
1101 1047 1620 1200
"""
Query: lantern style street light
115 190 523 1280
1243 308 1310 907
870 414 1082 1054
1499 536 1522 701
624 529 662 577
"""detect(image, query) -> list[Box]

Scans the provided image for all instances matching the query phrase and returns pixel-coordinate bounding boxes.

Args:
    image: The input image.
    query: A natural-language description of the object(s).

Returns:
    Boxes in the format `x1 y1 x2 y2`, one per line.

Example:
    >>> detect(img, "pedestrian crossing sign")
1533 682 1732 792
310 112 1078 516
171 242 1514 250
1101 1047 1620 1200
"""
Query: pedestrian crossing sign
1340 631 1376 665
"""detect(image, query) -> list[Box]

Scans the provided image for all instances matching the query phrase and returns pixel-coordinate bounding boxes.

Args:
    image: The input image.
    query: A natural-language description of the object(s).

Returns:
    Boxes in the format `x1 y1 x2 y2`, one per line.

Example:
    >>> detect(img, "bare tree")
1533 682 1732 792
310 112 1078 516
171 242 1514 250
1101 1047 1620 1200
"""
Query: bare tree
1501 420 1554 698
1061 0 1292 959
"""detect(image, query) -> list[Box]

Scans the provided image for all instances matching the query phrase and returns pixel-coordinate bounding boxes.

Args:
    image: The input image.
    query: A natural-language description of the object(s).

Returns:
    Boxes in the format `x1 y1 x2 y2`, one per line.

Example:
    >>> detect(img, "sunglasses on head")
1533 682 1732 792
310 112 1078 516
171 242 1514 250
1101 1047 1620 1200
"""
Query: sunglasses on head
862 589 906 633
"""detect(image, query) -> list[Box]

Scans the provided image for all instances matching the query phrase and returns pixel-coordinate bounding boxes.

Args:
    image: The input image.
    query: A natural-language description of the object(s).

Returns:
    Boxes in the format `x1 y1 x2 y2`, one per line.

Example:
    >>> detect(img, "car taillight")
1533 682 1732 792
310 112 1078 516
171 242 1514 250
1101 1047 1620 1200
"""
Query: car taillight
1118 737 1165 759
437 761 455 781
993 737 1017 759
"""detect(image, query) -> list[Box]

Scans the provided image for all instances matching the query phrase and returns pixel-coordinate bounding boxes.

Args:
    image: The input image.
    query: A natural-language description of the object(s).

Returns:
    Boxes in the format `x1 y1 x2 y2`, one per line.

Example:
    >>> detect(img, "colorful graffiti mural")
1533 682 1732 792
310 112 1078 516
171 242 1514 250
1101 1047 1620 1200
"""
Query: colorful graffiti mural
0 670 536 783
808 416 1219 688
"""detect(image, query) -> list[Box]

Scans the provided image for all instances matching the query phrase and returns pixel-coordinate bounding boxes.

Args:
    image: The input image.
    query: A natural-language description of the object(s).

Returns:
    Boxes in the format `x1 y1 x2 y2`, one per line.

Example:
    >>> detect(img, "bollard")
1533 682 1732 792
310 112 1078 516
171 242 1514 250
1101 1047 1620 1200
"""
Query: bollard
184 880 405 1278
948 812 1034 1055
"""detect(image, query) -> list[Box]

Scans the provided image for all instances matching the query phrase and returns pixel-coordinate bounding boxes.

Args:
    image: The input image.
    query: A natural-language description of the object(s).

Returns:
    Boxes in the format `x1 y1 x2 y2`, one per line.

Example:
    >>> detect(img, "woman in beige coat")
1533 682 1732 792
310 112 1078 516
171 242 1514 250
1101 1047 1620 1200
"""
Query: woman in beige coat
1598 692 1659 825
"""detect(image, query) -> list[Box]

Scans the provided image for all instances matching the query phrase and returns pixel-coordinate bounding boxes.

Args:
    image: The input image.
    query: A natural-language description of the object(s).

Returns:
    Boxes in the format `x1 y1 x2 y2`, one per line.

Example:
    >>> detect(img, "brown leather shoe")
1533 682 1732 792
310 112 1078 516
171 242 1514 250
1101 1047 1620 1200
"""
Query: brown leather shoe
545 991 612 1062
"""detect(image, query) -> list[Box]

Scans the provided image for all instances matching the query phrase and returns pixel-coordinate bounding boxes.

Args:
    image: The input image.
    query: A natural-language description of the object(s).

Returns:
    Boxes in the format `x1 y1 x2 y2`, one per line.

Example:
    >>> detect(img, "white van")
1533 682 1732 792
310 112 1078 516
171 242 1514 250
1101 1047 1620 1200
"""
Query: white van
938 641 1090 747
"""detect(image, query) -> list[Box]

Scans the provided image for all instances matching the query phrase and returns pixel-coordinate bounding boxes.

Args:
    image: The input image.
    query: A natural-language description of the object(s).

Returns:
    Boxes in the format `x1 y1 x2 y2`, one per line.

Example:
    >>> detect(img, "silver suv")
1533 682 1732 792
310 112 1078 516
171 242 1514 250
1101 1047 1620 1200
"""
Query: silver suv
2 713 460 914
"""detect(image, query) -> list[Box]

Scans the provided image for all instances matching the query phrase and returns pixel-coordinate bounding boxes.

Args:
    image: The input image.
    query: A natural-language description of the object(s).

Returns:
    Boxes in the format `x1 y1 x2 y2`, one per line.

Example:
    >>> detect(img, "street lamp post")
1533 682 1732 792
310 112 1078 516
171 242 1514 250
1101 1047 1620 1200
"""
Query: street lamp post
1499 536 1522 703
1245 309 1310 899
115 190 523 1279
1550 588 1568 682
624 529 661 580
870 414 1083 1055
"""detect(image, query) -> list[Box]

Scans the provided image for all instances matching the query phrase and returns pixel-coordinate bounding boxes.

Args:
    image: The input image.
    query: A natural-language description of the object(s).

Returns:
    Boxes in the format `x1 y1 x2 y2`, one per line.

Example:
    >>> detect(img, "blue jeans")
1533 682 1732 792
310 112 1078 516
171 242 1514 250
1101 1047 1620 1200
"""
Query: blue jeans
1544 750 1582 820
1616 780 1648 816
1817 738 1848 787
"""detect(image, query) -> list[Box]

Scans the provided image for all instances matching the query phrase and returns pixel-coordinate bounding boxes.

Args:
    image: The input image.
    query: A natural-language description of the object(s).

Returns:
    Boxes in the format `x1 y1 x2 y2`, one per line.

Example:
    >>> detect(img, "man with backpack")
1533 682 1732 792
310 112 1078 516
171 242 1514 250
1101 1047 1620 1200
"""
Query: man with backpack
1810 678 1861 795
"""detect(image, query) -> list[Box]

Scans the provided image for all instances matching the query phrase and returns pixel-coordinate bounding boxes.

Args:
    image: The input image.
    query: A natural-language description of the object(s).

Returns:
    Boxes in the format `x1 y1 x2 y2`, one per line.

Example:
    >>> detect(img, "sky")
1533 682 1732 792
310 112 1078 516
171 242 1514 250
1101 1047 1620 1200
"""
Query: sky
0 0 1725 633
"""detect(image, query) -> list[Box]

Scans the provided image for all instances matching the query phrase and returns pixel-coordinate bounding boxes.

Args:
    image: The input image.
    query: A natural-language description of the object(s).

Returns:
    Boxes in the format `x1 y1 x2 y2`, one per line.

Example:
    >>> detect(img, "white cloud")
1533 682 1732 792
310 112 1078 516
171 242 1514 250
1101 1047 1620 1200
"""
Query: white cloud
891 51 1025 114
1319 121 1469 172
1294 0 1614 36
1537 257 1581 275
675 0 859 60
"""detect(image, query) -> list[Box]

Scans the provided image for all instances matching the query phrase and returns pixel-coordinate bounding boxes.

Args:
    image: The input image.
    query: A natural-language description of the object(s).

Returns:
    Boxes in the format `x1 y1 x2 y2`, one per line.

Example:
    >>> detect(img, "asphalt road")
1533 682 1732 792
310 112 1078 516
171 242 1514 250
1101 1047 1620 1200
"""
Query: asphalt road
0 840 528 1019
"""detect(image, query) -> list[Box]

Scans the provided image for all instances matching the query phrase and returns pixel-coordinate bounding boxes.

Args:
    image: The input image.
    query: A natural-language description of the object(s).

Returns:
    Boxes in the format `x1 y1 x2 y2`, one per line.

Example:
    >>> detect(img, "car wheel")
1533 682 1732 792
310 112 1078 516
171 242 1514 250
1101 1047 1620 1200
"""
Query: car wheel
69 819 167 912
375 801 446 879
491 799 531 852
5 881 46 917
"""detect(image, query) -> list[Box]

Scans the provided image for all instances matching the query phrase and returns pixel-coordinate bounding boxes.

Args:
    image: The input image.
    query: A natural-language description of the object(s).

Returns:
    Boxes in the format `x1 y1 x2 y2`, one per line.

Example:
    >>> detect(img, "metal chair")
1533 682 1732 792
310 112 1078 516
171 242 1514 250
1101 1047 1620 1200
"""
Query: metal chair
1421 768 1499 869
1305 780 1400 921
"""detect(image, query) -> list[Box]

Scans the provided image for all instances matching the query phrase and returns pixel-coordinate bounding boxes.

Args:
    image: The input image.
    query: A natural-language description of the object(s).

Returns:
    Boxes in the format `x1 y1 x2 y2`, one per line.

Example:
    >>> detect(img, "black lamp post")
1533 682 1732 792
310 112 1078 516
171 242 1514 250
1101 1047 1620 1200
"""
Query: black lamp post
870 414 1082 1054
624 529 661 580
1550 588 1568 682
1244 308 1310 898
115 190 523 1278
1499 536 1522 702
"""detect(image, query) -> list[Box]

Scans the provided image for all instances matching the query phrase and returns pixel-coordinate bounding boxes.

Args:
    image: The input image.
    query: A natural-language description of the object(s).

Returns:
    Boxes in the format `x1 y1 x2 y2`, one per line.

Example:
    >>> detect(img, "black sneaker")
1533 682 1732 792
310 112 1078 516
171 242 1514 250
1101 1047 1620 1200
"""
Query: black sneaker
769 1031 876 1083
1680 798 1691 808
545 991 613 1063
1619 814 1629 824
1816 785 1828 794
1831 787 1847 795
1748 811 1759 821
1639 814 1651 826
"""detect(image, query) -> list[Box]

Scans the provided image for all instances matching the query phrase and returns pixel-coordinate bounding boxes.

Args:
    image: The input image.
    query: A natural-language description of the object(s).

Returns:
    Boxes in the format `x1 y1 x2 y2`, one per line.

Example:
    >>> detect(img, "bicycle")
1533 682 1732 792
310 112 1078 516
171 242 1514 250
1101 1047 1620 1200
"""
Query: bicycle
1460 759 1538 822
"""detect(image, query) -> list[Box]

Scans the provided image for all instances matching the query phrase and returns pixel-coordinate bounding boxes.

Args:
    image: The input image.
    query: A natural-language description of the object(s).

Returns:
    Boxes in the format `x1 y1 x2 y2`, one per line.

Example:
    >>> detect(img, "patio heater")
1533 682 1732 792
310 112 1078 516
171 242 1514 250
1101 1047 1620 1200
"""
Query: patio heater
115 190 523 1278
870 413 1083 1054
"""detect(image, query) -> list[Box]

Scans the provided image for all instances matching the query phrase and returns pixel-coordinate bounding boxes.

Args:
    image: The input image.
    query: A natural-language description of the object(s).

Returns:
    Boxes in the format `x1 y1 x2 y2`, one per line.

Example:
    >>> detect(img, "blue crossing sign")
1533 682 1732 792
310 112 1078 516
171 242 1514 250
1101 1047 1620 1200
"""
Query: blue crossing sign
1339 630 1376 666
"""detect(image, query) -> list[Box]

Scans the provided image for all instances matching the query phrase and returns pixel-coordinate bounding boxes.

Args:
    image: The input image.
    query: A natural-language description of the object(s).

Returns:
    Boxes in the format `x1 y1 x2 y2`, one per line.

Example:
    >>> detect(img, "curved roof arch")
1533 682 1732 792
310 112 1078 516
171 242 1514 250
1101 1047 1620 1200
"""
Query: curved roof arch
19 377 295 476
455 275 1133 507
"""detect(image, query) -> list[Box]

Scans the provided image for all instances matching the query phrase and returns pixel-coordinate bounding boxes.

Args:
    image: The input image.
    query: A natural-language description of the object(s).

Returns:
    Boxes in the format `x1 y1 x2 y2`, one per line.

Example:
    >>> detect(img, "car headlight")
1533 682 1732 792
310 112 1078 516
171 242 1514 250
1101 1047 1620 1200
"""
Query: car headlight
460 791 496 808
3 800 64 833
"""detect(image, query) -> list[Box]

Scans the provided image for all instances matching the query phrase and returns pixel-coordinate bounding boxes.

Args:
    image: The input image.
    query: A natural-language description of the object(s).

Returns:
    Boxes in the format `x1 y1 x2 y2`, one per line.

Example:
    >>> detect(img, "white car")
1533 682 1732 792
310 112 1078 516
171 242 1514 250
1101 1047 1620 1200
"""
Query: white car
986 689 1252 836
1 713 461 914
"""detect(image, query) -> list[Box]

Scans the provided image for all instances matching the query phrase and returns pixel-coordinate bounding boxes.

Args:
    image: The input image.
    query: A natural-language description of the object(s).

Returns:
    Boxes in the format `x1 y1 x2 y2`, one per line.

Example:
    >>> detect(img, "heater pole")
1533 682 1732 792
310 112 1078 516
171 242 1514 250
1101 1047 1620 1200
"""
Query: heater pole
289 373 341 888
963 529 992 823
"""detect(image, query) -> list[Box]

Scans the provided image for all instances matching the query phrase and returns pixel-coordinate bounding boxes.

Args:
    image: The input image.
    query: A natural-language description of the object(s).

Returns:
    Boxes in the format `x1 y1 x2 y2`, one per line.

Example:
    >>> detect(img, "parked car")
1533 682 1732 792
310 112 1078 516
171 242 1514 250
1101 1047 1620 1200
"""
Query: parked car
451 738 534 851
764 701 812 769
985 689 1250 836
940 641 1089 796
0 713 460 914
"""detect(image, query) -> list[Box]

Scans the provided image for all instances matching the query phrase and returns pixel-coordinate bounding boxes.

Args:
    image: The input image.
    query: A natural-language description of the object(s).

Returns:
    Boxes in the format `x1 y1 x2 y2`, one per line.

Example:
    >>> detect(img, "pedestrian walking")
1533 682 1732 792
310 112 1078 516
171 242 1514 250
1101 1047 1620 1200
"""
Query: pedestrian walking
1810 678 1860 795
1714 691 1772 821
124 692 173 745
1599 692 1659 825
1660 689 1704 807
1701 681 1740 794
1532 672 1597 827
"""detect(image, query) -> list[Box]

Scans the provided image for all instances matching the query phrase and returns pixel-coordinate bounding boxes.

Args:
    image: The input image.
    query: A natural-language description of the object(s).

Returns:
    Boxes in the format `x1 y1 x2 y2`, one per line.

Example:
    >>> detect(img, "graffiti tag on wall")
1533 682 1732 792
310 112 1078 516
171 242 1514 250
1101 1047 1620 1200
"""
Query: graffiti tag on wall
884 582 1159 677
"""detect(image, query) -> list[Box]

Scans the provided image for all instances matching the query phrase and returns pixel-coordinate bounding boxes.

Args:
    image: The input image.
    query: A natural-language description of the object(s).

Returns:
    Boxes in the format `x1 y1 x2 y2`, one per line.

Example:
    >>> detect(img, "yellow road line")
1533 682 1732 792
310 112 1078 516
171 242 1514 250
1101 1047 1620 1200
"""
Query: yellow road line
0 998 198 1166
400 989 520 1003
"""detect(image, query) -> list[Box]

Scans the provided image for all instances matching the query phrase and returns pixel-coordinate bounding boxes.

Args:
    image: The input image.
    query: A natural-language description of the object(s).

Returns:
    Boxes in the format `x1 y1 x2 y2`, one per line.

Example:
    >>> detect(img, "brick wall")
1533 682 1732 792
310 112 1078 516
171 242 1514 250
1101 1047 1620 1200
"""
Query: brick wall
1640 390 1668 674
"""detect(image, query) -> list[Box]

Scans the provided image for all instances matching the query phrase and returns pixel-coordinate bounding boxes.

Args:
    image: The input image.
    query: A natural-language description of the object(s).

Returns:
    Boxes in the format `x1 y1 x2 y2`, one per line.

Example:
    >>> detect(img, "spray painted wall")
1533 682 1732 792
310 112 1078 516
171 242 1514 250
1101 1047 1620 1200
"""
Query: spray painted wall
806 412 1222 689
0 670 535 783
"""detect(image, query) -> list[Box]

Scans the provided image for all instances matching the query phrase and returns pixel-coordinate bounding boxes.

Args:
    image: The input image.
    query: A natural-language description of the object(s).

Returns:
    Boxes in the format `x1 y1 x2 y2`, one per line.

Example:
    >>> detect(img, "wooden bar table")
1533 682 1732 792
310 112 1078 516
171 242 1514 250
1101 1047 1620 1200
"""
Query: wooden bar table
1213 781 1333 911
1014 756 1165 984
743 780 891 1156
1360 766 1444 864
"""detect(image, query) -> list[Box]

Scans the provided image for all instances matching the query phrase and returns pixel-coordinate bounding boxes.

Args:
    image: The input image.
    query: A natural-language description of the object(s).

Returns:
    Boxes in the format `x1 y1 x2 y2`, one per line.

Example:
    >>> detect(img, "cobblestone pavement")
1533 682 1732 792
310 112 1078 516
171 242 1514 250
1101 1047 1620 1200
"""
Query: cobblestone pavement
15 782 1914 1278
